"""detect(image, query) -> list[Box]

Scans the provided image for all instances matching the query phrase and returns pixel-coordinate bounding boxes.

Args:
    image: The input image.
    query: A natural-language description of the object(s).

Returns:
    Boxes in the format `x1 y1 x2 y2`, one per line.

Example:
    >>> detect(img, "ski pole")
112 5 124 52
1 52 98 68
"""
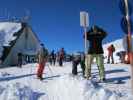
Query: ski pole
46 63 53 75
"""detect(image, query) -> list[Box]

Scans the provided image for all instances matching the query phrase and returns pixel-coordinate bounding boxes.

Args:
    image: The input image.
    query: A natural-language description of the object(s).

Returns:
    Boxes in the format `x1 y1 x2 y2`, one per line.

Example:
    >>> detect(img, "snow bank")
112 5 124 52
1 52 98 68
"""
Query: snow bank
103 35 133 63
47 75 120 100
0 82 34 100
0 82 47 100
0 63 133 99
103 38 125 63
83 80 118 100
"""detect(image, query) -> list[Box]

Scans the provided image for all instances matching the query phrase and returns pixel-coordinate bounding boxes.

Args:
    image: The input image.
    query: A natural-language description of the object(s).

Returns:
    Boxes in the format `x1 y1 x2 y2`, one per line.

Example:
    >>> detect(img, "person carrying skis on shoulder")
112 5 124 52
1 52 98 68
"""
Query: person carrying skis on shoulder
36 43 48 80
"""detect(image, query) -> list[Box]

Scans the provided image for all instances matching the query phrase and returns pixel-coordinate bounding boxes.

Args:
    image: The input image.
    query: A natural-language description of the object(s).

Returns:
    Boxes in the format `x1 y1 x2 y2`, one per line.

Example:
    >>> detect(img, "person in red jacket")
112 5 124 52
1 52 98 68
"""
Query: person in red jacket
107 44 115 64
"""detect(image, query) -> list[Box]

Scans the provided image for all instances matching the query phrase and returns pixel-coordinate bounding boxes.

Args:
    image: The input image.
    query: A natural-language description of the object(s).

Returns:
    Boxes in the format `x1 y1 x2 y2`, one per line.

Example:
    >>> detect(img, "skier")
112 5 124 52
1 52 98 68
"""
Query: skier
58 48 65 66
36 43 48 80
50 50 56 66
107 44 115 64
85 25 107 82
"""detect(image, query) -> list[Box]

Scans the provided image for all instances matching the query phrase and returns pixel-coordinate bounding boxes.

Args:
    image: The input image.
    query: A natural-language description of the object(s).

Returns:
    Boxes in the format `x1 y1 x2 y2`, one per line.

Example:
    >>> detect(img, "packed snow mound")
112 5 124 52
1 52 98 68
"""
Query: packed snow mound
47 75 121 100
0 82 38 100
0 22 22 57
83 80 118 100
103 36 133 63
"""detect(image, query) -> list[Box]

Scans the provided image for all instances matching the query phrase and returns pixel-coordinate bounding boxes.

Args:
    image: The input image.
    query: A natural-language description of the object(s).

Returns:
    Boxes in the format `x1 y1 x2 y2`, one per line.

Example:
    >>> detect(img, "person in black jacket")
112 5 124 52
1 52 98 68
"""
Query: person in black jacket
50 50 56 66
85 25 107 82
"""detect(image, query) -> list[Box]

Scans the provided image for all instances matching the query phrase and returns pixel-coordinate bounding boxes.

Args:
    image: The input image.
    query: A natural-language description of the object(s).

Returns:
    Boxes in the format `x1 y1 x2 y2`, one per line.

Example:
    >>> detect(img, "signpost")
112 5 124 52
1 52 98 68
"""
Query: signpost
80 11 89 54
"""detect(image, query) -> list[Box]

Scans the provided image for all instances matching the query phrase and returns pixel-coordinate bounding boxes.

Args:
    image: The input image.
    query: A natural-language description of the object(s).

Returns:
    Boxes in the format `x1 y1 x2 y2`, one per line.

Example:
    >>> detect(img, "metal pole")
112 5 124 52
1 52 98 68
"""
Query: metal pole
80 11 89 54
84 27 87 55
124 0 133 94
47 63 53 75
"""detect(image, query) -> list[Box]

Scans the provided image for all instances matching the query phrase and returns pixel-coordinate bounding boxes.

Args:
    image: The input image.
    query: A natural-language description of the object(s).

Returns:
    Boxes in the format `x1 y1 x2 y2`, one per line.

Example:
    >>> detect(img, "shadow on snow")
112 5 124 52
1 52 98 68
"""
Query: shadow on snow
32 92 45 100
105 76 130 84
0 73 36 81
0 73 60 82
105 69 127 74
42 75 61 80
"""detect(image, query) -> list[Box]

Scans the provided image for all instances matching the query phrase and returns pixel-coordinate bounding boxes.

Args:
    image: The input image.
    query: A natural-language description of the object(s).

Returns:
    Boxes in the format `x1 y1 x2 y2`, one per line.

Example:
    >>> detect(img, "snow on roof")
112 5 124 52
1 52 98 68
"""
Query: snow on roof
0 22 22 58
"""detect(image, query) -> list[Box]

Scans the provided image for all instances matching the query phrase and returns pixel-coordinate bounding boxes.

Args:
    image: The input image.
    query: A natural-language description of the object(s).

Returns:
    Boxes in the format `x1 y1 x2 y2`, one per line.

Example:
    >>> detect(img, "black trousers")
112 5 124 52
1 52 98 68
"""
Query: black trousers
72 60 85 76
107 54 114 64
72 61 79 75
59 58 63 66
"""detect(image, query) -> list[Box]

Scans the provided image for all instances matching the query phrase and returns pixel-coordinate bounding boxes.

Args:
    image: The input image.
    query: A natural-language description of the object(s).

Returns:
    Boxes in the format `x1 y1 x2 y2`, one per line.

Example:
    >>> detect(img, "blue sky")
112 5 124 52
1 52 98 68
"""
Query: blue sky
0 0 133 53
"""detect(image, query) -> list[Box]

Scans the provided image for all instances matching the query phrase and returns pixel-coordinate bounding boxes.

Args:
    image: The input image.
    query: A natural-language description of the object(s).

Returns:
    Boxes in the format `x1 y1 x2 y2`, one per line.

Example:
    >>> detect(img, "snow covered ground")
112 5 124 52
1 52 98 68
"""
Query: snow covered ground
0 62 133 100
103 35 133 63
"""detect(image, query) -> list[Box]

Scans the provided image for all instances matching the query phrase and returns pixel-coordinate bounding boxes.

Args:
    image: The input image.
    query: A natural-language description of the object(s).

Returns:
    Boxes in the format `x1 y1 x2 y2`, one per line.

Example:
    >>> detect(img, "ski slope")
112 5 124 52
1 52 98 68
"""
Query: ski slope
0 62 133 100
